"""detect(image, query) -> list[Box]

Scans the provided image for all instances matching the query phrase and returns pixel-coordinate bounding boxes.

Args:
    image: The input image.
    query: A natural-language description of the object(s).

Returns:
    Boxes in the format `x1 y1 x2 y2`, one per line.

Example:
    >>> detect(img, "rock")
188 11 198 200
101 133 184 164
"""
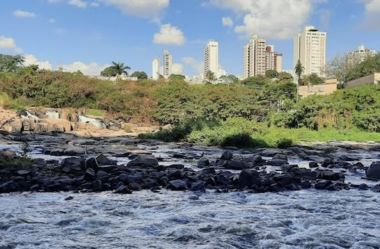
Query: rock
197 157 210 168
221 151 233 160
366 162 380 180
239 170 261 189
168 180 188 190
223 160 247 170
190 181 205 192
127 155 159 167
84 168 96 180
93 180 102 191
114 185 132 194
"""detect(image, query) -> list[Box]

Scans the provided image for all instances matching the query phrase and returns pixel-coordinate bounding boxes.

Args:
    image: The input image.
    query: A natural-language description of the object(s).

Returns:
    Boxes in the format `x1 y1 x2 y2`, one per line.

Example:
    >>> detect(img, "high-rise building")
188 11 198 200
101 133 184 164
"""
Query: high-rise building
204 41 219 77
152 57 159 80
243 35 282 79
294 25 326 77
163 50 172 78
348 45 376 63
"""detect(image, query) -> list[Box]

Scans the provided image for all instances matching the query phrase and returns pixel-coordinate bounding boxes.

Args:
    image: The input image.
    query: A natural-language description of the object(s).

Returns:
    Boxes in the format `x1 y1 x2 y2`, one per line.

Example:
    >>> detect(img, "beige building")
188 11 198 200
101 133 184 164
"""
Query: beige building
204 41 219 77
294 26 326 77
243 35 282 79
348 45 376 63
346 73 380 88
163 50 172 78
298 79 338 98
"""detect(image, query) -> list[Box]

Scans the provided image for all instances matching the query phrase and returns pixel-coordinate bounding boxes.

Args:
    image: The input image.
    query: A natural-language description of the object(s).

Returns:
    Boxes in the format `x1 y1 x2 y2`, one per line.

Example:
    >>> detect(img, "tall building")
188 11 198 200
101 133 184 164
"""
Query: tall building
348 45 376 63
243 35 282 79
163 50 172 78
204 41 219 77
152 57 159 80
294 25 326 77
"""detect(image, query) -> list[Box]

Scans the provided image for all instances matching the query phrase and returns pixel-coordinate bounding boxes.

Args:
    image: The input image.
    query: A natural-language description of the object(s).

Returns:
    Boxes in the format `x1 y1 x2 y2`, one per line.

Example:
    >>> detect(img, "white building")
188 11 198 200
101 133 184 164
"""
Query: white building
163 50 172 78
294 25 327 77
204 41 219 78
348 45 376 63
243 35 282 79
152 57 159 80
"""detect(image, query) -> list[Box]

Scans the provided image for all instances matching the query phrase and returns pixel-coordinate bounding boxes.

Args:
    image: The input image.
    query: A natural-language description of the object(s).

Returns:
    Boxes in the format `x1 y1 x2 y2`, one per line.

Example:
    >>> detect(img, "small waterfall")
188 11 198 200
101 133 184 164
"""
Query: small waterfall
46 110 60 119
78 115 107 129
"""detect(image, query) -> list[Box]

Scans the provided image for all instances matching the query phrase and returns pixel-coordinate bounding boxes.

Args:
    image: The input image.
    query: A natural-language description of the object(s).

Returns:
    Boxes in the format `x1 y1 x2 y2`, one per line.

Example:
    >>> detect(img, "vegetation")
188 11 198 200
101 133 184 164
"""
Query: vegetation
100 61 131 77
1 52 380 148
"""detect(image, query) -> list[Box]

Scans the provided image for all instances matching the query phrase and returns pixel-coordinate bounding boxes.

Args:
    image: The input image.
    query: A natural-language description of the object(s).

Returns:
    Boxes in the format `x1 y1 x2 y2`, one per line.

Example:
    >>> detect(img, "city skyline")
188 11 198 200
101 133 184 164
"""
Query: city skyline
1 0 380 78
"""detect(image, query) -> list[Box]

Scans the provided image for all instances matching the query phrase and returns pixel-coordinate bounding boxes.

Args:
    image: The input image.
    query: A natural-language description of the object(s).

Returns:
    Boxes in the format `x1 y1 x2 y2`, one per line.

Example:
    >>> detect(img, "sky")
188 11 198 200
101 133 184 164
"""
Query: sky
1 0 380 78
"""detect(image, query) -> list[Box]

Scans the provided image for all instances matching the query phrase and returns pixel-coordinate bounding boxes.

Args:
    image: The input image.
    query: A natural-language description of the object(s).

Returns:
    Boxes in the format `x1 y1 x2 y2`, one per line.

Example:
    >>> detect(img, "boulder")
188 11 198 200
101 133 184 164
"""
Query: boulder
366 162 380 180
239 170 261 189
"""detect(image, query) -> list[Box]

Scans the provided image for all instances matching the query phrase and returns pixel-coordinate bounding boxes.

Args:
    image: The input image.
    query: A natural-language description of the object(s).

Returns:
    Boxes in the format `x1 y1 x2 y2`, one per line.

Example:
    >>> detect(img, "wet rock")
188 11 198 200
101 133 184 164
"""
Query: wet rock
309 162 319 168
168 179 188 190
223 160 247 170
239 170 261 189
127 155 159 167
114 185 132 194
190 181 205 192
197 157 210 168
366 162 380 180
221 151 233 160
93 180 102 191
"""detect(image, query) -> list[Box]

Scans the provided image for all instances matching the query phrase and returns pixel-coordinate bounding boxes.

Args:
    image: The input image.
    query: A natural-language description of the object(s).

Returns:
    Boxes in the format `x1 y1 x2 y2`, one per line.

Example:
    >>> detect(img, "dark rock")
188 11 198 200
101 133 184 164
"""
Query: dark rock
221 151 233 160
197 158 210 167
84 157 99 172
270 158 288 166
371 184 380 192
127 155 159 167
114 185 132 194
168 180 188 190
84 168 96 181
321 158 334 168
223 160 247 170
239 170 261 189
93 180 102 191
309 162 319 168
128 182 142 191
314 180 332 189
366 162 380 180
190 181 205 192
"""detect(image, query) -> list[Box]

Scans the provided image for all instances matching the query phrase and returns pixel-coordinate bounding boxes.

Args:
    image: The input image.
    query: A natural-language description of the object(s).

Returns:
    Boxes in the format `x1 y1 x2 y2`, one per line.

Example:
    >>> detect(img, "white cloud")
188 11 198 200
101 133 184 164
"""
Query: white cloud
153 24 185 46
183 57 203 74
359 0 380 30
58 61 108 75
23 54 53 70
14 10 36 18
99 0 170 18
222 16 233 27
69 0 87 8
0 36 22 53
209 0 313 39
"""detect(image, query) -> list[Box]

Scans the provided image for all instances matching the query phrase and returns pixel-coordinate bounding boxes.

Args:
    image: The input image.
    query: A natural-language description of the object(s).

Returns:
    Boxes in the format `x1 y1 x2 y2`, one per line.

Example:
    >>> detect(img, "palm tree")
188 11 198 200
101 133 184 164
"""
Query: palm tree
110 61 131 77
294 59 304 86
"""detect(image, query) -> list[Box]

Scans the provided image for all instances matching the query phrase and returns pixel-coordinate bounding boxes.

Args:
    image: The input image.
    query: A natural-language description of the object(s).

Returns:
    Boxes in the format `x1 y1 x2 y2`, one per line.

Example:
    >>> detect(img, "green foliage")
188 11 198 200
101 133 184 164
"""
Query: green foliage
131 71 148 80
303 73 324 85
100 66 118 77
265 70 279 79
86 109 104 116
168 74 186 81
205 70 215 81
241 75 269 89
0 155 33 169
294 59 304 85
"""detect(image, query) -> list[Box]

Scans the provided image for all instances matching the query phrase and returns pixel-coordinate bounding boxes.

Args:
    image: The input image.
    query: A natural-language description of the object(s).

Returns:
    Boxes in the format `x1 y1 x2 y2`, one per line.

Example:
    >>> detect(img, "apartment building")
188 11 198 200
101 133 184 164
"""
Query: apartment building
348 45 376 63
204 41 219 77
294 25 326 77
163 50 172 78
243 35 283 78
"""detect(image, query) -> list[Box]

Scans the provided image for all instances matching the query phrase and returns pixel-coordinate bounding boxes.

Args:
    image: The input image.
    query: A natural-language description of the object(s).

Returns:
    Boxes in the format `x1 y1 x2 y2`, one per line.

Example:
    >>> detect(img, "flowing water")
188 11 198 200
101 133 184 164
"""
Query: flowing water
1 189 380 249
1 143 380 248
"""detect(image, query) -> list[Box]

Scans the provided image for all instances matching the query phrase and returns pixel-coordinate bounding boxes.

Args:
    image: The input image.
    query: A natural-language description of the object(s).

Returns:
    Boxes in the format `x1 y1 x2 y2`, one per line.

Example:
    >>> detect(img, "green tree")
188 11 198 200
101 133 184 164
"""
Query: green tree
241 75 269 89
205 70 215 82
107 61 131 77
131 71 148 80
168 74 186 81
100 66 117 77
0 54 25 72
265 69 279 79
294 59 304 86
306 73 324 85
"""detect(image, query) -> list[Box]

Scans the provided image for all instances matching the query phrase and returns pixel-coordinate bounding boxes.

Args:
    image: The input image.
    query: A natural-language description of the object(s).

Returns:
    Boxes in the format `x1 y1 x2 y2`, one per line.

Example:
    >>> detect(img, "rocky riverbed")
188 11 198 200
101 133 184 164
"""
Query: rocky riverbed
1 130 380 195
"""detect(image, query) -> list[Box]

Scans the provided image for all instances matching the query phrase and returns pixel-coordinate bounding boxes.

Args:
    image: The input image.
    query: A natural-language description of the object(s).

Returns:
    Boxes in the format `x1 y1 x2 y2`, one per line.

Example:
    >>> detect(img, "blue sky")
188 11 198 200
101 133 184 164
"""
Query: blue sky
1 0 380 78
